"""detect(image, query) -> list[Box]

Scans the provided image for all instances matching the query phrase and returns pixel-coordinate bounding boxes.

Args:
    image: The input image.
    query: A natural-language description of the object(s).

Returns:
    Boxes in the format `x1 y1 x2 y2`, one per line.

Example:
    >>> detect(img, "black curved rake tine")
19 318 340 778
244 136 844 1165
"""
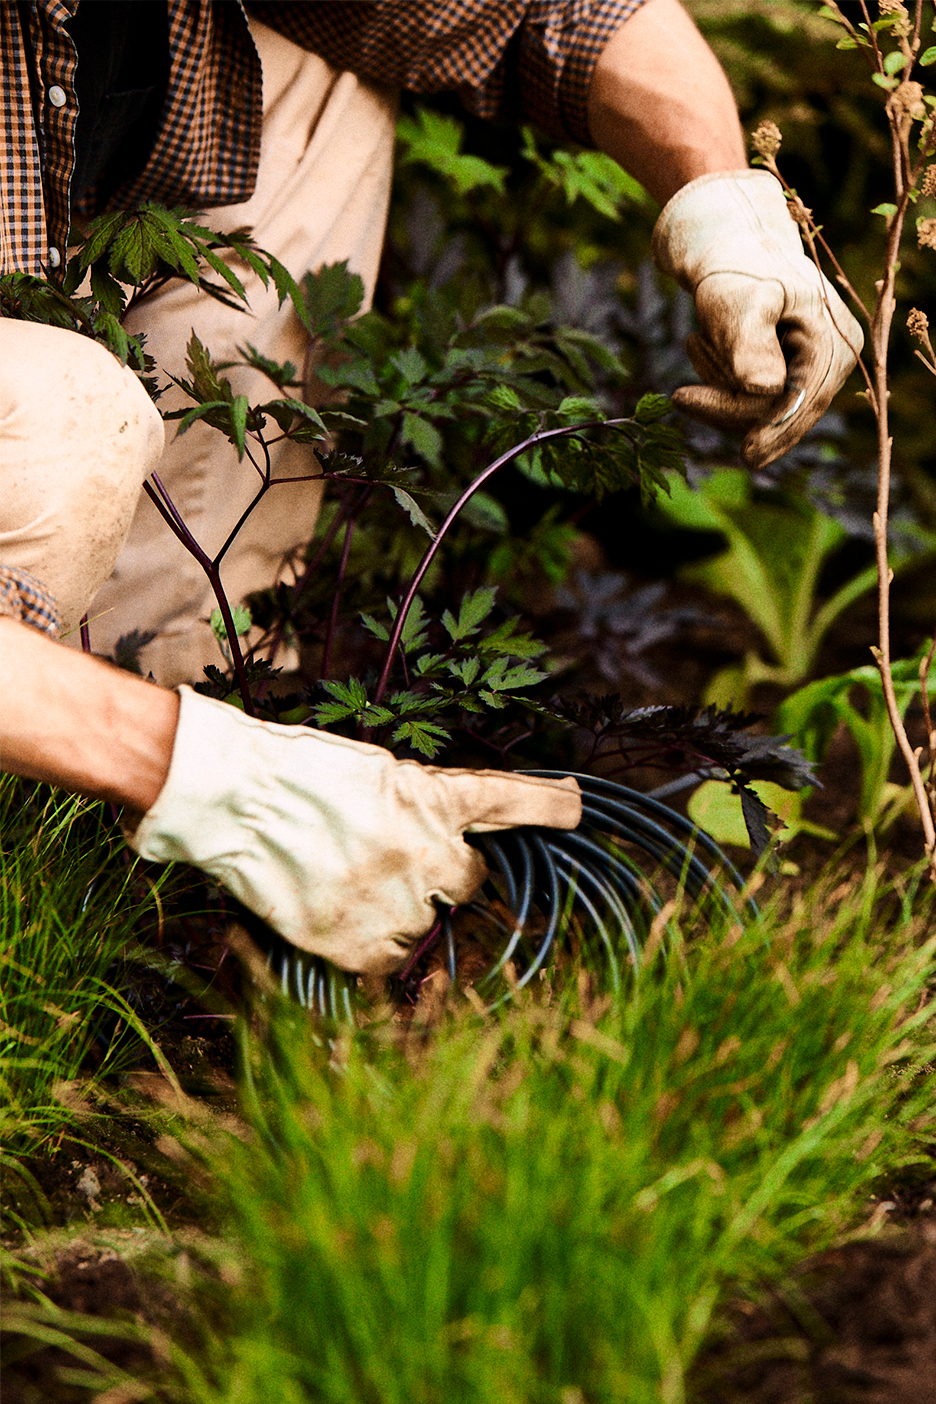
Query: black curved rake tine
259 768 757 1019
544 836 644 971
546 849 625 992
478 832 520 911
603 793 747 904
562 772 753 912
476 830 536 986
443 908 457 983
579 799 722 911
512 832 566 991
553 827 661 918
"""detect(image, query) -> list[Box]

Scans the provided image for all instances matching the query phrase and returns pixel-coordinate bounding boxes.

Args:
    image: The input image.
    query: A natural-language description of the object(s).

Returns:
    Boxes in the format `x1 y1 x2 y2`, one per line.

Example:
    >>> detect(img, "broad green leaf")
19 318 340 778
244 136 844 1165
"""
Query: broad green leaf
230 394 249 458
210 604 252 645
687 779 829 849
397 108 508 195
400 412 443 466
458 491 508 535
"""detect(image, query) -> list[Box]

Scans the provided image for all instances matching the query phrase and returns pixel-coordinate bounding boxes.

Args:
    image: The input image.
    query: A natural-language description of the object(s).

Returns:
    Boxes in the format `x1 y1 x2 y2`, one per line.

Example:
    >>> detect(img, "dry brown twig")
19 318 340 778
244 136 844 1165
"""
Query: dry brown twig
753 0 936 877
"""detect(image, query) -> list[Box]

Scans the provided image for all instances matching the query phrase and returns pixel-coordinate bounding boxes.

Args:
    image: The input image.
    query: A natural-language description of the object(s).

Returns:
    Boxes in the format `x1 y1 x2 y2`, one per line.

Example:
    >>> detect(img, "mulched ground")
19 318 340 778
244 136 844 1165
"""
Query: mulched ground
694 1189 936 1404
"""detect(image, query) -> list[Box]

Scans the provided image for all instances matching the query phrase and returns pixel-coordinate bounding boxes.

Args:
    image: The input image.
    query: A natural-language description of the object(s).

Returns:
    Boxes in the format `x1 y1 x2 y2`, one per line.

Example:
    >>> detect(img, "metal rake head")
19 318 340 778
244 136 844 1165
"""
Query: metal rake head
257 771 754 1018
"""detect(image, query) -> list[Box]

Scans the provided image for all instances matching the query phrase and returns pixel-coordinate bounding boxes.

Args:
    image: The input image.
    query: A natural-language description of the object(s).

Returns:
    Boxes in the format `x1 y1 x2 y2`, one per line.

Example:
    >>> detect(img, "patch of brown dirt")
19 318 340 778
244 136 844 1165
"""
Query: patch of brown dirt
694 1213 936 1404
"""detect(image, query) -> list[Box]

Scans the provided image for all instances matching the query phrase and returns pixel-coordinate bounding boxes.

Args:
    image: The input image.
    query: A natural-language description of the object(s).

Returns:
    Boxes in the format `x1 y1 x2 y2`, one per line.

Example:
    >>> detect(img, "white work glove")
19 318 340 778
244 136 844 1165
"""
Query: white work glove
128 687 582 975
652 170 863 469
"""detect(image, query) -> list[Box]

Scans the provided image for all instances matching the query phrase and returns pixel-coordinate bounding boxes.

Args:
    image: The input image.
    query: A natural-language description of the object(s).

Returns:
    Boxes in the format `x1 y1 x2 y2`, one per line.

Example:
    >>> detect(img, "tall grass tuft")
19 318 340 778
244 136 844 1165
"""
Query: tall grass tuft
167 864 935 1404
0 776 164 1227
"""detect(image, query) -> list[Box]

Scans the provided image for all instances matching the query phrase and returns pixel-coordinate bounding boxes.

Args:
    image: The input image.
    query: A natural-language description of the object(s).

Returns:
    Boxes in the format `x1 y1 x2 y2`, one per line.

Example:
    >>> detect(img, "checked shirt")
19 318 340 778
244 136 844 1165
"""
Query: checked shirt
0 0 647 280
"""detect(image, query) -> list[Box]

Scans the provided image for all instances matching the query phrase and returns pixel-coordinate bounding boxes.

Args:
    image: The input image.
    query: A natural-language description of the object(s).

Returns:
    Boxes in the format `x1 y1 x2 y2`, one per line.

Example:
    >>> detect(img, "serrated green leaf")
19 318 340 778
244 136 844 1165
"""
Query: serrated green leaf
267 255 303 314
920 45 936 65
871 203 898 217
322 677 369 710
391 348 428 386
391 487 436 539
448 656 481 686
443 586 498 642
171 401 236 436
198 243 248 303
634 393 673 425
397 108 507 196
397 595 430 652
111 220 149 282
312 700 357 726
872 71 899 88
89 262 126 317
883 48 907 74
414 653 446 676
78 211 127 268
296 260 364 337
360 613 390 642
391 720 451 758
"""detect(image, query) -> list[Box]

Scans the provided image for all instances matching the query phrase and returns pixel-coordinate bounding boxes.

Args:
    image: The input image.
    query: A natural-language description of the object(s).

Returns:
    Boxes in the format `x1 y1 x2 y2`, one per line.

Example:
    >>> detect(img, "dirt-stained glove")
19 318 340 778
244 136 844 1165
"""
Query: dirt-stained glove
652 169 863 469
127 687 582 975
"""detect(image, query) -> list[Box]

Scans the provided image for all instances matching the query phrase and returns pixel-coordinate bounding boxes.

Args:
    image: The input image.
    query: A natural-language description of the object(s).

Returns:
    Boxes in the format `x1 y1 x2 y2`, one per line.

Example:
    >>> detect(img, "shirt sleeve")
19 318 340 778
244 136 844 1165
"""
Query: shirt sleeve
249 1 649 145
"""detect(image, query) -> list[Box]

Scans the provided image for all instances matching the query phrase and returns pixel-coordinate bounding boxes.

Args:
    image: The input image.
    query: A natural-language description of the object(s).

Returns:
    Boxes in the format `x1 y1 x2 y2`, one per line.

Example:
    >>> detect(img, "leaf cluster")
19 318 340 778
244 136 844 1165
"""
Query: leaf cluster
0 204 305 397
311 586 548 757
554 696 817 852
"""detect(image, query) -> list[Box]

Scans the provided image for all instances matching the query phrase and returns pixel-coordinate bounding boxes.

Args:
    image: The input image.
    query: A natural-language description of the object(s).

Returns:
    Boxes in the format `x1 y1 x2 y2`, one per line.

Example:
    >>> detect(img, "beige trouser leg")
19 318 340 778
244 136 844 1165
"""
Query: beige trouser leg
81 21 397 685
0 321 165 636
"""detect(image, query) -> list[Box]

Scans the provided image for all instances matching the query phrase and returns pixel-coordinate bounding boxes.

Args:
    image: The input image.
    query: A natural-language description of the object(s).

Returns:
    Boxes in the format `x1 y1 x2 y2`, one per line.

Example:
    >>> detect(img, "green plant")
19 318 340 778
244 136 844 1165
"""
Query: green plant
654 467 929 706
0 777 165 1228
749 0 936 873
776 649 936 829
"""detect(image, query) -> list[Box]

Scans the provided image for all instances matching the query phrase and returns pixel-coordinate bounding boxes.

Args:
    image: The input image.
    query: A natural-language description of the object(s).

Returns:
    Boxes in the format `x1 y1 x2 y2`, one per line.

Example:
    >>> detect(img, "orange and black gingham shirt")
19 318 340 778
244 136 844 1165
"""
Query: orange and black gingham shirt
1 0 647 280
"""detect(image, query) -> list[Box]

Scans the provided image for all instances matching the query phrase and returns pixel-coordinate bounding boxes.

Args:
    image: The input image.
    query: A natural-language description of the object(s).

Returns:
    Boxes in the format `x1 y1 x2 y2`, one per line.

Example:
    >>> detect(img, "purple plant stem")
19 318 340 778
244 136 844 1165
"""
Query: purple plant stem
373 419 625 706
264 483 367 667
320 507 358 681
79 614 92 653
143 476 255 715
396 914 446 982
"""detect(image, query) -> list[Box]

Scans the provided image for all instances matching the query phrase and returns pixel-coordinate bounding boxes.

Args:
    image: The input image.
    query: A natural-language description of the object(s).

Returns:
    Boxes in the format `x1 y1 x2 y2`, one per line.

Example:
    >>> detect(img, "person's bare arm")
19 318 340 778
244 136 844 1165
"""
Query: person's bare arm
0 617 178 813
587 0 747 206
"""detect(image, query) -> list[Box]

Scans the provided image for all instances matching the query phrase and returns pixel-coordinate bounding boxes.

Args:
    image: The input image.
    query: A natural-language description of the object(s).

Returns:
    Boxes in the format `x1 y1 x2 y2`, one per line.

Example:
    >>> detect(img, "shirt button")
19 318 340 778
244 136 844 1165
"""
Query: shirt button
48 85 67 108
48 247 62 269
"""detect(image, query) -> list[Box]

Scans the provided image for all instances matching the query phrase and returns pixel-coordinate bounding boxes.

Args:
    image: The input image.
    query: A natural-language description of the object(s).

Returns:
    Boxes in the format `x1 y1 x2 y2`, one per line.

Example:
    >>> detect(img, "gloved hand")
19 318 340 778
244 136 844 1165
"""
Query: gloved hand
127 687 582 974
652 169 863 469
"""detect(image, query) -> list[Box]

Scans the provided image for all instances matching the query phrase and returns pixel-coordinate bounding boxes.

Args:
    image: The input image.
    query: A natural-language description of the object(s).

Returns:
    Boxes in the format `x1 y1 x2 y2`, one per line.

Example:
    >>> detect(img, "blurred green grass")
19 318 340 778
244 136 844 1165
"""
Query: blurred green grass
2 776 935 1402
0 777 166 1230
169 866 936 1404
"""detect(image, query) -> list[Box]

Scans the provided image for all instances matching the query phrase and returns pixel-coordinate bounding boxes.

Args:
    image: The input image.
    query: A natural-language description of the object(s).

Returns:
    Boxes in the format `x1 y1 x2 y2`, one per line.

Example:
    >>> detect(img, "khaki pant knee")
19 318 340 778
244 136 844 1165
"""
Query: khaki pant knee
0 321 165 636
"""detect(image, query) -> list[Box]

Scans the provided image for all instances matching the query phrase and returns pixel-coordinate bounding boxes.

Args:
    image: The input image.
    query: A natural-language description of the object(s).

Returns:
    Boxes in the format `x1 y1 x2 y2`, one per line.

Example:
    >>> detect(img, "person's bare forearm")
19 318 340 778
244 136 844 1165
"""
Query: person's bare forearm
588 0 747 206
0 618 178 813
